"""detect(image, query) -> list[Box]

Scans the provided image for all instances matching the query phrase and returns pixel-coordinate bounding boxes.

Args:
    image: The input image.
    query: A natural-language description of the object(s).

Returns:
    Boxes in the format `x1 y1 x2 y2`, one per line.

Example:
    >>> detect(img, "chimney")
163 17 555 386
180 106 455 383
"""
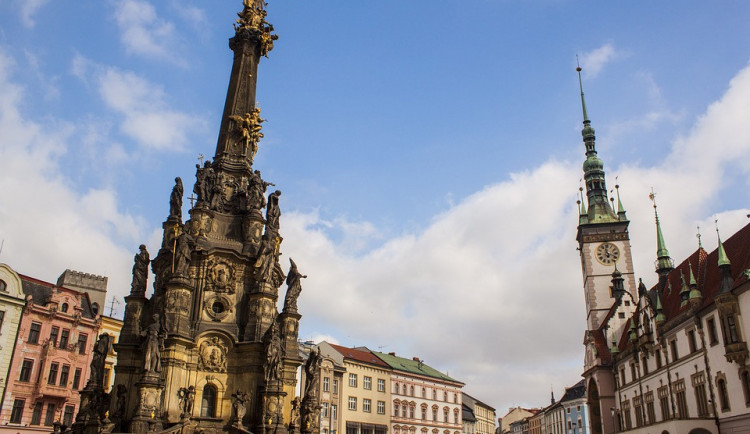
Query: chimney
389 352 395 356
413 357 420 361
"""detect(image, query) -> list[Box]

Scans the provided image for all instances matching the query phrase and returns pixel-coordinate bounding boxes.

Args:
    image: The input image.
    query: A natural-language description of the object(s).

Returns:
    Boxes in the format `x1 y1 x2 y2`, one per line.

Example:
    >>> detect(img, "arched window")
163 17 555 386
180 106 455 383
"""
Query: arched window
0 280 7 292
61 303 69 313
410 385 414 396
718 378 730 411
92 303 100 316
201 384 217 418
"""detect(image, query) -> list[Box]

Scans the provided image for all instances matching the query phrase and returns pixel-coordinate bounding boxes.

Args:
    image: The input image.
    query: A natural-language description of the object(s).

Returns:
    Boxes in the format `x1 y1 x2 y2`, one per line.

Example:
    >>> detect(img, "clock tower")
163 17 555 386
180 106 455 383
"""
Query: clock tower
574 66 636 434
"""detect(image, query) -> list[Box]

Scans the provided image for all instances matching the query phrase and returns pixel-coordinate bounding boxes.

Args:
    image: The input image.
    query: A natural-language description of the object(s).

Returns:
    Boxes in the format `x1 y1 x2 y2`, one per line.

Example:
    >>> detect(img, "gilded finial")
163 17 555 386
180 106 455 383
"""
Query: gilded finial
696 225 703 249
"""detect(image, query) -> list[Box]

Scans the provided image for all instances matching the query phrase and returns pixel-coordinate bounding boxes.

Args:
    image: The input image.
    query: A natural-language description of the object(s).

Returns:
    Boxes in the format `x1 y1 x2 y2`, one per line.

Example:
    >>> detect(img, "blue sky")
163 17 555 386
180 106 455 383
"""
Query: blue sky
2 0 750 416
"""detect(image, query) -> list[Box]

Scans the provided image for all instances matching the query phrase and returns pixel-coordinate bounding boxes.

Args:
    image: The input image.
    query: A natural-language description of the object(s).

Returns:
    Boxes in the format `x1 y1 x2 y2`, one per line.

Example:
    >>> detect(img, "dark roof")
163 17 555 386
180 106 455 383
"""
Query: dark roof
463 392 496 412
617 222 750 350
462 403 477 422
560 379 586 403
329 344 390 368
19 274 96 319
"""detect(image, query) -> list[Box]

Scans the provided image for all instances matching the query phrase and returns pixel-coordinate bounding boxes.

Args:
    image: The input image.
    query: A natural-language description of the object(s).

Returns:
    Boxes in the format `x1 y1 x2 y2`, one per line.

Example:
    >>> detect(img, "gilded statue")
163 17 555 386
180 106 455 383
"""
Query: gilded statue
229 108 265 158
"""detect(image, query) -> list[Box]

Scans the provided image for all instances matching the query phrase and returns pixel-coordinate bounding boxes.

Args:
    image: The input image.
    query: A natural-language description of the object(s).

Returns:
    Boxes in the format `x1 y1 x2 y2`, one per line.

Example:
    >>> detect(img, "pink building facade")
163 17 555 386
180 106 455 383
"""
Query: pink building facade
0 275 100 433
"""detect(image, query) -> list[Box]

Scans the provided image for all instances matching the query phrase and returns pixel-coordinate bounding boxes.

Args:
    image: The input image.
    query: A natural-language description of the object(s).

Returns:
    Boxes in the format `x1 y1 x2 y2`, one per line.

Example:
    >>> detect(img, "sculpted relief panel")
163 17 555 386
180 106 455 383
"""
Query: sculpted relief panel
198 337 228 373
205 259 238 294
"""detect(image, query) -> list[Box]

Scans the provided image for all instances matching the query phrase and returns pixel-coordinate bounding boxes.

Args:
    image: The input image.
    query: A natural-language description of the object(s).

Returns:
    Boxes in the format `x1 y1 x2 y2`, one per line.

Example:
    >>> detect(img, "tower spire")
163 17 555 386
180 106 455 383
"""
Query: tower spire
214 0 278 169
649 189 674 276
576 64 617 223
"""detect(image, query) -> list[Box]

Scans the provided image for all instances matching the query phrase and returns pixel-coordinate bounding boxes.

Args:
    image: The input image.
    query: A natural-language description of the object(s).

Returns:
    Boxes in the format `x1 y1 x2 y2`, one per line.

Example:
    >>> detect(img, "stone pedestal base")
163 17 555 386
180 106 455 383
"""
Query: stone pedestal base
130 373 165 433
257 385 288 434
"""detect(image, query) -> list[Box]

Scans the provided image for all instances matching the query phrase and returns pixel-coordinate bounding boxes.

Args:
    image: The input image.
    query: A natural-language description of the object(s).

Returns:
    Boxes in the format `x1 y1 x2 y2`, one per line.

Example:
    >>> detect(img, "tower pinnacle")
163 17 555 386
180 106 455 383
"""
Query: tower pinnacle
576 65 618 223
649 189 674 275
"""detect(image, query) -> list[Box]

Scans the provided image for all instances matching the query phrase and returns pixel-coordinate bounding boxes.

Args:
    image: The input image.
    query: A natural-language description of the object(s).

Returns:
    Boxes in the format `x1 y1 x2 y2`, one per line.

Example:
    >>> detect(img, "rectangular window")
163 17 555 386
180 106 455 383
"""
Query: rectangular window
49 327 60 347
377 378 385 392
31 402 43 425
444 409 449 422
433 408 438 421
331 404 337 420
60 329 70 349
333 379 338 394
688 329 697 353
394 403 399 417
707 317 719 345
620 367 626 385
44 403 56 426
10 399 25 424
364 376 372 390
63 405 75 427
422 408 427 420
454 393 458 403
409 406 414 418
692 373 709 417
630 363 637 381
20 359 33 382
28 322 41 344
634 402 643 427
348 397 356 411
645 392 655 424
658 386 670 421
323 377 330 392
48 362 59 385
0 310 5 333
655 350 663 369
322 402 329 417
72 368 82 390
60 365 70 387
377 401 385 414
641 355 649 375
363 398 371 413
349 373 357 388
77 333 88 355
670 339 679 361
401 405 406 418
454 412 459 424
674 380 688 419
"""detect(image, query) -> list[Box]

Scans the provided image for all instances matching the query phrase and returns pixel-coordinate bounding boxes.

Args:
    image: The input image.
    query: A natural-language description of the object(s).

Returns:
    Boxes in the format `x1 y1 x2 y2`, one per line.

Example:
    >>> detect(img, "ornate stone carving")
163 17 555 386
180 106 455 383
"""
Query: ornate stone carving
198 337 228 373
142 315 164 373
173 232 193 276
283 258 306 313
170 177 184 221
289 397 301 432
178 386 196 419
204 294 233 322
205 259 237 294
231 390 250 426
254 233 281 283
247 170 273 211
189 213 214 238
166 289 191 315
130 244 149 296
87 333 112 388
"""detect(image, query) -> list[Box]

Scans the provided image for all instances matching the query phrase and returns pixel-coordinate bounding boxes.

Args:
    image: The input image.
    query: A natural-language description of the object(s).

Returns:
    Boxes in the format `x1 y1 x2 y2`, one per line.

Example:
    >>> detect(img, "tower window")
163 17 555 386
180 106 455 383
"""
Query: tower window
201 384 218 418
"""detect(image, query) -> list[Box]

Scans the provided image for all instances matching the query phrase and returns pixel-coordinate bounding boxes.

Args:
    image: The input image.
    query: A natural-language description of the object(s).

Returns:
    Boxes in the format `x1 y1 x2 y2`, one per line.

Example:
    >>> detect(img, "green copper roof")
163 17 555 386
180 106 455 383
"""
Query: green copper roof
576 66 621 225
616 186 626 216
654 292 666 323
688 261 697 286
651 201 673 272
372 351 460 383
717 231 731 267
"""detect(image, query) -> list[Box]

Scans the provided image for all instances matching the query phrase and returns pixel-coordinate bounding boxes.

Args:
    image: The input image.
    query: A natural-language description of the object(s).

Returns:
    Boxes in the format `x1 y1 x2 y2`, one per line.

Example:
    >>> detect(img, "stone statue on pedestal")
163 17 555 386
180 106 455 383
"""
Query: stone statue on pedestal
170 177 184 221
131 245 149 296
143 314 164 373
283 258 306 313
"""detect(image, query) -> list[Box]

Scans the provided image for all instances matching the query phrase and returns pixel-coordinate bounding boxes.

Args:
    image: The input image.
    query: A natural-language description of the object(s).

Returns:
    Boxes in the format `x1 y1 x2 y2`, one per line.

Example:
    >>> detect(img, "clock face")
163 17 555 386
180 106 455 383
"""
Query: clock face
596 242 620 265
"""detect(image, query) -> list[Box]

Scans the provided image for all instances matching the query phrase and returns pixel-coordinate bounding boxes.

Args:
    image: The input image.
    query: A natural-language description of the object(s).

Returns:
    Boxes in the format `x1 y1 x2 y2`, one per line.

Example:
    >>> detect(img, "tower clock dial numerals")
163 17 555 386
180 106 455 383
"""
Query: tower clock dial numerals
596 242 620 265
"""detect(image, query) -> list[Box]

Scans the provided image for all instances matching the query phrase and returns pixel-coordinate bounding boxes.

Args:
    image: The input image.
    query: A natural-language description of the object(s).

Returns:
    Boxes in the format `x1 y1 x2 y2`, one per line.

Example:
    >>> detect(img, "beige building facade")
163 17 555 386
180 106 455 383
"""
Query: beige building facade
0 264 26 411
323 343 391 434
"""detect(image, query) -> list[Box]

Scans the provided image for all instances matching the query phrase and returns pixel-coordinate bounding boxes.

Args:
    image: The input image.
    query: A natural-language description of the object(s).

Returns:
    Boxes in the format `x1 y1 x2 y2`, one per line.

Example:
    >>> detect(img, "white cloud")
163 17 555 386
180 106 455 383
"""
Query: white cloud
17 0 50 28
113 0 184 65
579 43 618 78
0 47 146 310
280 62 750 413
72 55 206 151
